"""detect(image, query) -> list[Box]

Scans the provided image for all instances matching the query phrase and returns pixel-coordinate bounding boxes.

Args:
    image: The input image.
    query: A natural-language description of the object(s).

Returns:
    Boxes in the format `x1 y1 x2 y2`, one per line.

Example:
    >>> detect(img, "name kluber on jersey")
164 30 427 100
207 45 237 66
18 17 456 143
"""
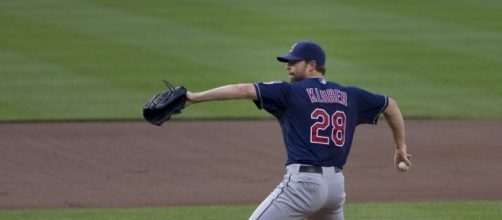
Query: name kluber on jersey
306 88 348 106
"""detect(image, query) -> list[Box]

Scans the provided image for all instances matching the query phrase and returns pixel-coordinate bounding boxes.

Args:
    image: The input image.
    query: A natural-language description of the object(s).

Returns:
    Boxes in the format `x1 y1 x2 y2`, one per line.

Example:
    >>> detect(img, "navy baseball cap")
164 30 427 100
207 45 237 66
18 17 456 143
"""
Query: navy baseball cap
277 40 326 66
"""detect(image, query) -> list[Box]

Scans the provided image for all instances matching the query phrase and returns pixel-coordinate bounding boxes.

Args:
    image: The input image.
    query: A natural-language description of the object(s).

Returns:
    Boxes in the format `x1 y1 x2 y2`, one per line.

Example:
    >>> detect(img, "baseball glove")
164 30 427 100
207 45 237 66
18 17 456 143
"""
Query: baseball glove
143 80 187 126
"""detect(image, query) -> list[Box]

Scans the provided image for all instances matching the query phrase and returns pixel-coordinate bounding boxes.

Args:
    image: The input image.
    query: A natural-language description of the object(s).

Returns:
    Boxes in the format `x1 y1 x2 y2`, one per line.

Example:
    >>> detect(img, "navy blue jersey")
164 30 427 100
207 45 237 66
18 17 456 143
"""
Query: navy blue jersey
253 78 388 168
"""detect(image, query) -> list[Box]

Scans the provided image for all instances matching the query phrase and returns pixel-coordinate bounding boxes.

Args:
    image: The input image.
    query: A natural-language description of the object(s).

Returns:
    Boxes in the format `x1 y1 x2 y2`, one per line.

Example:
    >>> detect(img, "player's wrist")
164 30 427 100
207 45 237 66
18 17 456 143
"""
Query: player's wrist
187 91 203 104
395 143 407 151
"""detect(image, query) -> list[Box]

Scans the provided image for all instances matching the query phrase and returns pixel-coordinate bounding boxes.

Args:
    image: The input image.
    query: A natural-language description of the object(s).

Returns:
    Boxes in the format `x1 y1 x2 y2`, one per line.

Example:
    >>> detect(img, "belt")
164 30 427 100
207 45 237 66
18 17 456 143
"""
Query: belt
299 165 342 174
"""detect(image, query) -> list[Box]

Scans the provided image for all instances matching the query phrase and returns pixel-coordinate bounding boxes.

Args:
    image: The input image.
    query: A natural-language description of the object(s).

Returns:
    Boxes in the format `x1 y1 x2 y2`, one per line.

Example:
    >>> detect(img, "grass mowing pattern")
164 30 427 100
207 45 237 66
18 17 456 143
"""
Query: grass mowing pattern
0 201 501 220
1 0 501 120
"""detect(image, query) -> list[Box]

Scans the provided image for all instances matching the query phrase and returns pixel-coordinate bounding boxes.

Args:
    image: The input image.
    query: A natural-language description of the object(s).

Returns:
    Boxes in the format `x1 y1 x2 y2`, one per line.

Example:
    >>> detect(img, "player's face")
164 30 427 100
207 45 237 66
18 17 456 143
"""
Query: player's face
286 60 308 82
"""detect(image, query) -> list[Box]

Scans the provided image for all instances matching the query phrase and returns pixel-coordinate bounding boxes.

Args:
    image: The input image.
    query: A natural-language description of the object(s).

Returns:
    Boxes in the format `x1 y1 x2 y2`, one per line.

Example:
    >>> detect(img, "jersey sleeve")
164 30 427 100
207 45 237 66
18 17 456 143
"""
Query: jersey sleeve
253 81 290 117
352 87 389 125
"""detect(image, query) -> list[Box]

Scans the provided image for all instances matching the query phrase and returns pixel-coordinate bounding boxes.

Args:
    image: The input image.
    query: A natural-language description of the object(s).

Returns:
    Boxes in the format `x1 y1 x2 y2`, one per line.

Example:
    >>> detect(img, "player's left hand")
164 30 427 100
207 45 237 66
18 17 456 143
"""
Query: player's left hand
143 80 188 126
184 91 194 107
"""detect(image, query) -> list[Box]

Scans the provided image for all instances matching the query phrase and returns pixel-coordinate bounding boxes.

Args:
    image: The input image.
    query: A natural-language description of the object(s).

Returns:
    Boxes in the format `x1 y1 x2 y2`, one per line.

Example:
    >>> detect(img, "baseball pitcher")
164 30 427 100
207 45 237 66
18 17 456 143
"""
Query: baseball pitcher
144 40 412 220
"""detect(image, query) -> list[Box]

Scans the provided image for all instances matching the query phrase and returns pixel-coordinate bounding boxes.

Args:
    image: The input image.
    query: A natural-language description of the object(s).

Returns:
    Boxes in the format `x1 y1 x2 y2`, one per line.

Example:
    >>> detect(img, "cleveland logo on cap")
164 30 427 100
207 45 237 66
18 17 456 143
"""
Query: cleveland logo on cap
289 43 298 52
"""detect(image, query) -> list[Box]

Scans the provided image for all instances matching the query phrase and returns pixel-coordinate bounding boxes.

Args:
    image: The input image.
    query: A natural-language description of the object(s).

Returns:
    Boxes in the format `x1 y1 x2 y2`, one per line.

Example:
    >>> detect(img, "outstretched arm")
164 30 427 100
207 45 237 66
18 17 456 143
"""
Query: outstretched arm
383 97 412 171
185 83 257 106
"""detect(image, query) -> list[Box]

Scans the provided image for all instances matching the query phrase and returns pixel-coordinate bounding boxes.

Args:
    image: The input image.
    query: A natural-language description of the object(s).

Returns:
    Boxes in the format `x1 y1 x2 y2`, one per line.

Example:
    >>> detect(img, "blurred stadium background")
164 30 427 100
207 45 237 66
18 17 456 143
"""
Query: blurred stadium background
1 0 501 121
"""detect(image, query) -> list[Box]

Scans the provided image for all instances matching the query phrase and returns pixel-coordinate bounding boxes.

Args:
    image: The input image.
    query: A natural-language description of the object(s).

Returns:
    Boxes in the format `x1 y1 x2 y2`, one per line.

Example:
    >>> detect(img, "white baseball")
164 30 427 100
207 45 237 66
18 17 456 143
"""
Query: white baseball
398 161 409 171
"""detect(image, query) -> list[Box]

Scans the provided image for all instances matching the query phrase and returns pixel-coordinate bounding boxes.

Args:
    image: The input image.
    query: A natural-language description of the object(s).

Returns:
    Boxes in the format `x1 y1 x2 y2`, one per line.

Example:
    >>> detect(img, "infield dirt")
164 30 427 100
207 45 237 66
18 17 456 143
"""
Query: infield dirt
0 120 501 209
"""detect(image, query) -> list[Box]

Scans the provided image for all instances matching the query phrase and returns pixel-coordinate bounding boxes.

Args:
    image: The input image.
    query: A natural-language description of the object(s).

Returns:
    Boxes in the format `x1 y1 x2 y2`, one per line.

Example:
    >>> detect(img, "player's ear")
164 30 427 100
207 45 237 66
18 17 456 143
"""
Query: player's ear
307 60 316 72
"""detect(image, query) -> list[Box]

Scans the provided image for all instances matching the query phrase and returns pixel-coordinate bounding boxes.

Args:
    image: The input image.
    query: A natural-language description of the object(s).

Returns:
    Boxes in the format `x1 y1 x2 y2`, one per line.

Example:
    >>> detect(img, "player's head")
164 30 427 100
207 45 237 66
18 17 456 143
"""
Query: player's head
277 40 326 82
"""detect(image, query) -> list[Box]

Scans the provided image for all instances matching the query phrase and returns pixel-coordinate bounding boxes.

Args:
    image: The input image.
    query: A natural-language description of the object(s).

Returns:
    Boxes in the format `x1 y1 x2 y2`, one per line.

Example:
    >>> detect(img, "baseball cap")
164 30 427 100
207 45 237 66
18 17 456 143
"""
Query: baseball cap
277 40 326 66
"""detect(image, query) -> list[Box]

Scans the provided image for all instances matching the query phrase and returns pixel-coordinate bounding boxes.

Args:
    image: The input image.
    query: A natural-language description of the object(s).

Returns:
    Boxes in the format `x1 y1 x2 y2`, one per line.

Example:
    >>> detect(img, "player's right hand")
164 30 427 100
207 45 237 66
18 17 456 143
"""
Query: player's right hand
394 146 412 170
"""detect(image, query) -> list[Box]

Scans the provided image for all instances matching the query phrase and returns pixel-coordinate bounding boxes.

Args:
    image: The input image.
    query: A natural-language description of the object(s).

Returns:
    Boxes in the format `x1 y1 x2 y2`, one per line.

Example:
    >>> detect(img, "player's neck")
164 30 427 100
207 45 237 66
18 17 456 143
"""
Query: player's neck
306 71 324 79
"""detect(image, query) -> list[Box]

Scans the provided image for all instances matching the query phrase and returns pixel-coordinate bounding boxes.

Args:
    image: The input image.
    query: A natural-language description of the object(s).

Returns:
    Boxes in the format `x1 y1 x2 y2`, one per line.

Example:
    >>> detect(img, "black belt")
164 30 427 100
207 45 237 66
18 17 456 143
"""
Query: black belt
299 165 342 174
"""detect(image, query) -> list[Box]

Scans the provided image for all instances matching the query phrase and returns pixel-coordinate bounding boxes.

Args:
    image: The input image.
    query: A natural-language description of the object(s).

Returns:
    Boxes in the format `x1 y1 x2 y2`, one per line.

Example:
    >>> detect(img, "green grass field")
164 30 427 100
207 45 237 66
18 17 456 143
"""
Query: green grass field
1 201 501 220
1 0 501 121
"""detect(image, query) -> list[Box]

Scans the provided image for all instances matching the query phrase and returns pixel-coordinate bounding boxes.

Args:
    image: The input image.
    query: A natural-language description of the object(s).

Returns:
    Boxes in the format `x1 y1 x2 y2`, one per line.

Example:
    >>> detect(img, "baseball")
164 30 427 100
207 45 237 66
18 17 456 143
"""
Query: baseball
398 161 409 171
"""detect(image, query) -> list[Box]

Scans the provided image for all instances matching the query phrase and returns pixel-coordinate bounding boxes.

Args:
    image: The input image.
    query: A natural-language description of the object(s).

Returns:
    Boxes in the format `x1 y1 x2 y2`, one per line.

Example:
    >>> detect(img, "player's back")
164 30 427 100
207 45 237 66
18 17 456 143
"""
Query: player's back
254 78 388 167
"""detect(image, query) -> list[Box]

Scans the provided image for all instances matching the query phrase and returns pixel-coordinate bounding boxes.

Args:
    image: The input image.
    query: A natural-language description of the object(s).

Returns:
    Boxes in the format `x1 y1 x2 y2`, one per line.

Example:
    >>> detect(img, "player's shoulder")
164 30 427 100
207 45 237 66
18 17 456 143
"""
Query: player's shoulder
324 82 371 97
255 80 292 94
344 85 363 93
259 80 289 85
257 80 291 88
345 85 384 95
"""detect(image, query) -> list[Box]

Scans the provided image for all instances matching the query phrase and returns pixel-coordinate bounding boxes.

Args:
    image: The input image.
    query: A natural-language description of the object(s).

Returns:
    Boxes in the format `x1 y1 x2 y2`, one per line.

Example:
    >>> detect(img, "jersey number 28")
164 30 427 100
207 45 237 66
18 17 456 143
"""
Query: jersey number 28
310 108 346 147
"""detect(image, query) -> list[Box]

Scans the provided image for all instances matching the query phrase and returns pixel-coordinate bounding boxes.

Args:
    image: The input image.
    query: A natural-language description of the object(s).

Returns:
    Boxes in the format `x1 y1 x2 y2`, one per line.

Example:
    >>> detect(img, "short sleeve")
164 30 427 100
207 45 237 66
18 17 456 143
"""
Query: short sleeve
351 87 389 125
253 81 290 117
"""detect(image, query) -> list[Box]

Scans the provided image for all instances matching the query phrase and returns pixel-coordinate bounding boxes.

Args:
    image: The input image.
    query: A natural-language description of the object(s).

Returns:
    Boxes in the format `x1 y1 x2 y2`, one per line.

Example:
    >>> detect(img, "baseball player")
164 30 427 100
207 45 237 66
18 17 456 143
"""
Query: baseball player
185 40 412 220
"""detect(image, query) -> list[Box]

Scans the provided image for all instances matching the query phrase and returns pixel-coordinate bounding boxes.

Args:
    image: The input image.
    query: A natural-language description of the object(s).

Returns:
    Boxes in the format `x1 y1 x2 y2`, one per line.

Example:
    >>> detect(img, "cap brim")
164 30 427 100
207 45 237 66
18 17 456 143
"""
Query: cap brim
277 54 303 63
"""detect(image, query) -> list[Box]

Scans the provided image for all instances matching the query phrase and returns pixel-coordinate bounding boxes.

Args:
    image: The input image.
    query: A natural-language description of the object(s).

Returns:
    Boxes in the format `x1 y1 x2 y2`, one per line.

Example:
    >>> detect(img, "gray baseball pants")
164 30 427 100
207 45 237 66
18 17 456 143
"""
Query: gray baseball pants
249 164 346 220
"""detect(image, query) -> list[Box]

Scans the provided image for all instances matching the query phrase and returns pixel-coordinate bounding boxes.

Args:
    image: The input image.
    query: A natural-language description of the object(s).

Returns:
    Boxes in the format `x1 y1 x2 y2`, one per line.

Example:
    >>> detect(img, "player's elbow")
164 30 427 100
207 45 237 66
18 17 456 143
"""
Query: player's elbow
234 83 257 100
384 97 399 116
388 97 398 108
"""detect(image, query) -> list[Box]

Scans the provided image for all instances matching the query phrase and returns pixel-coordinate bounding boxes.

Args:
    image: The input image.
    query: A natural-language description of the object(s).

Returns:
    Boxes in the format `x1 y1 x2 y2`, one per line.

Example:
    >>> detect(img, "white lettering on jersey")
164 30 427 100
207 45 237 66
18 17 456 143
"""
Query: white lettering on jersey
306 88 348 106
